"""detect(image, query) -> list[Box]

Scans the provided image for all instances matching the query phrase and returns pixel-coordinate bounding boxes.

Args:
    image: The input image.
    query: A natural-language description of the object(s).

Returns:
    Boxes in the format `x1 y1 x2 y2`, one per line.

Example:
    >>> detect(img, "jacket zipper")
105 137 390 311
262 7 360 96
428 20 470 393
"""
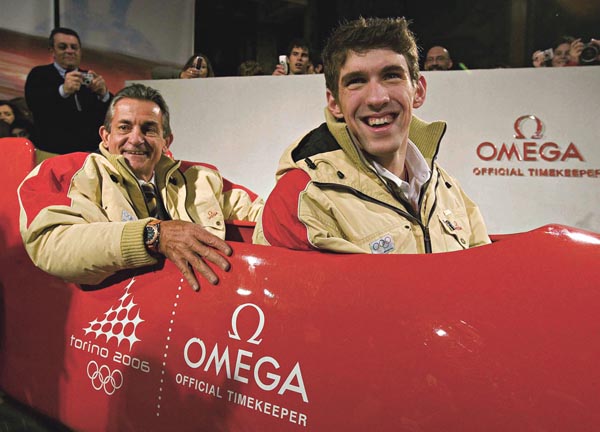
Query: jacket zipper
312 181 434 253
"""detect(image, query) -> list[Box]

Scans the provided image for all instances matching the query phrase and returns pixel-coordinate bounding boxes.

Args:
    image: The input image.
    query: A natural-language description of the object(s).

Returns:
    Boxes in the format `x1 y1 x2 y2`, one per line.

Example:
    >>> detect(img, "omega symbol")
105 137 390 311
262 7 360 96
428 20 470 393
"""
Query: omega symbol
513 115 544 139
228 303 265 345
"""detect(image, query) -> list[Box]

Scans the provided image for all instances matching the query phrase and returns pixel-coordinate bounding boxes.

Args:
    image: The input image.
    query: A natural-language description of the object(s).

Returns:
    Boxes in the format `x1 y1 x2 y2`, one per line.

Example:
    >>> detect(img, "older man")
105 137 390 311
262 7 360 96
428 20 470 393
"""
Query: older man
25 27 112 154
19 84 263 291
424 45 453 71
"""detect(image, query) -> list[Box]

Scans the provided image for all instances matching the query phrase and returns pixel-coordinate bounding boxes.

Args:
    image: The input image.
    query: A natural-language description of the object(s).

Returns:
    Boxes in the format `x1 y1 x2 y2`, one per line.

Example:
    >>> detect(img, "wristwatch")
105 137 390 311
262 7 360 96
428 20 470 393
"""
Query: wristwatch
144 220 161 253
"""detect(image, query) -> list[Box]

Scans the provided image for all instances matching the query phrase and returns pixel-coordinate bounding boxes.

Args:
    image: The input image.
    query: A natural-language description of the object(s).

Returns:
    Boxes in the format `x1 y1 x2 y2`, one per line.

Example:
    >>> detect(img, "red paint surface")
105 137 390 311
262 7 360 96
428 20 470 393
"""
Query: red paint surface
1 138 600 431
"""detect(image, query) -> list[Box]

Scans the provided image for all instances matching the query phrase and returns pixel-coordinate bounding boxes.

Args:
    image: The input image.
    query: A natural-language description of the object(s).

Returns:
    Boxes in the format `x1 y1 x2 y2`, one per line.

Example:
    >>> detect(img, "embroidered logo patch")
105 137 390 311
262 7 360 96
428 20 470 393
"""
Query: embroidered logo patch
121 210 135 221
370 235 394 254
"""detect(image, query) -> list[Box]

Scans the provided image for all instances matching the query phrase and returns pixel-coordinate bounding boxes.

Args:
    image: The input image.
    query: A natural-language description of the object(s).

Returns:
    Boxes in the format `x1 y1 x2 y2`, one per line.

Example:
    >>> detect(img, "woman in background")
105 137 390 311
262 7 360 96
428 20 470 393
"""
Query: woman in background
180 53 215 78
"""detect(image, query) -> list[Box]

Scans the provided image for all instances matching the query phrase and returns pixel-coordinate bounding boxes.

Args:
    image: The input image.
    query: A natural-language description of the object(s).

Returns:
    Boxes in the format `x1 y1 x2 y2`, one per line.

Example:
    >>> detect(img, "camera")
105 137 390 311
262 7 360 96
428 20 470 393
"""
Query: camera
81 72 94 86
540 48 554 62
580 41 599 64
278 55 289 75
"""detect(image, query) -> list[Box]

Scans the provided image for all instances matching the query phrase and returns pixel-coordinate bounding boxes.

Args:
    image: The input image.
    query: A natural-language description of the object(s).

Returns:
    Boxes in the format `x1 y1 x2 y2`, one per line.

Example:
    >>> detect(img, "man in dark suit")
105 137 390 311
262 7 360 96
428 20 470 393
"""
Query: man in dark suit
25 27 112 154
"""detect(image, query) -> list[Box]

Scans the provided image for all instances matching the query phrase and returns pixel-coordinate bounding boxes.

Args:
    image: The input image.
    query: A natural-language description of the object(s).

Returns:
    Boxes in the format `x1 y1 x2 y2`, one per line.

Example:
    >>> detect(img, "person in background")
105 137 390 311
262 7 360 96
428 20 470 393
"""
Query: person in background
272 38 311 75
0 100 35 141
180 53 215 78
25 27 112 154
423 45 453 71
238 60 264 76
19 83 263 292
253 17 490 254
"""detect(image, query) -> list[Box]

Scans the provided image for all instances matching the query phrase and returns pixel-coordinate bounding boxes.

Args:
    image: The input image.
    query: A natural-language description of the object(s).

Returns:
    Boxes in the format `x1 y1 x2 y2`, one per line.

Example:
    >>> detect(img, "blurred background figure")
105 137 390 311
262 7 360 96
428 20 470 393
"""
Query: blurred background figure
180 53 215 78
532 36 599 67
238 60 264 76
424 45 453 71
0 99 35 141
272 38 311 75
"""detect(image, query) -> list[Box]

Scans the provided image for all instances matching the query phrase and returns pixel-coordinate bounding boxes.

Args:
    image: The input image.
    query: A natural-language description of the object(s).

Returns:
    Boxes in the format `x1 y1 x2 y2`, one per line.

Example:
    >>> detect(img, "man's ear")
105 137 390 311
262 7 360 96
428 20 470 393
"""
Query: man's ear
413 75 427 108
326 89 344 120
164 134 174 149
99 125 109 148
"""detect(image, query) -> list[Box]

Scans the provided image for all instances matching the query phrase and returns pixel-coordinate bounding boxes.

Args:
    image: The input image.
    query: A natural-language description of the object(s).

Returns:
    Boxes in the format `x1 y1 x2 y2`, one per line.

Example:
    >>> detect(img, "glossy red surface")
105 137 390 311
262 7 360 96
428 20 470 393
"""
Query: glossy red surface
1 138 600 431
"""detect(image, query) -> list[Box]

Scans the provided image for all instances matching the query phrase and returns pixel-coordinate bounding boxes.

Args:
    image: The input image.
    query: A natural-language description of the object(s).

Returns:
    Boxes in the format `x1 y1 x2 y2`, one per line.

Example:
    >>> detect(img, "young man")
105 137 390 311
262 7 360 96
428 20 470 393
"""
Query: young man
253 17 490 254
19 84 263 291
272 38 311 75
25 27 112 154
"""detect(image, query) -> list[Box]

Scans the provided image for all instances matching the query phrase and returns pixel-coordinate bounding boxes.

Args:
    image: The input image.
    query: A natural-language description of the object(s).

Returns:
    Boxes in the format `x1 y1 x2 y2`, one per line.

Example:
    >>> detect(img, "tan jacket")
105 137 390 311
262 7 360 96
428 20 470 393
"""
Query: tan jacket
19 145 263 285
253 111 490 254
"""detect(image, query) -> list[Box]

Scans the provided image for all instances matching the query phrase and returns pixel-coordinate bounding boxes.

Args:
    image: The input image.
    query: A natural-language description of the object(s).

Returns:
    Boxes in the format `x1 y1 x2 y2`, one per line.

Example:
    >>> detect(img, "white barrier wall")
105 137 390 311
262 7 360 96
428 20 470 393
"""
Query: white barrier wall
134 66 600 234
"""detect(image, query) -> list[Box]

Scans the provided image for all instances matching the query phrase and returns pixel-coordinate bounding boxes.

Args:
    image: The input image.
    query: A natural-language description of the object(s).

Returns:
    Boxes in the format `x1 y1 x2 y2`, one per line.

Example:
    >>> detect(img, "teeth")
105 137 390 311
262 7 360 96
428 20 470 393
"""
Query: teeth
368 116 392 126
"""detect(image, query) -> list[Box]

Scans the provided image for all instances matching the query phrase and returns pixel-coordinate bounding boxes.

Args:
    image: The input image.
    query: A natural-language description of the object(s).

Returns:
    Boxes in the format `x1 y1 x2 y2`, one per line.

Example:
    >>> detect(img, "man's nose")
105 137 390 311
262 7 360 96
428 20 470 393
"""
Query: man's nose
365 81 390 107
128 127 145 144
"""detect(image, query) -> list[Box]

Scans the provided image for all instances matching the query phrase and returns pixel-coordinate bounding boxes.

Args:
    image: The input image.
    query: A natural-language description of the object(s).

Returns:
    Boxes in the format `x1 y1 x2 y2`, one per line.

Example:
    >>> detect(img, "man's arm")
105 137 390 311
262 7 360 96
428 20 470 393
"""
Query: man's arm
253 169 364 253
19 156 232 290
220 177 264 223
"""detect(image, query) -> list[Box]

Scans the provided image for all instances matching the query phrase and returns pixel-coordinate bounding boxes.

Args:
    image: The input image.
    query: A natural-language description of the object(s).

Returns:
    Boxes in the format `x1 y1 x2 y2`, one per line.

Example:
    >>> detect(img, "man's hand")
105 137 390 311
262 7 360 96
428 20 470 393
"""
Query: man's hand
63 70 83 95
87 70 108 97
272 64 287 75
157 220 233 292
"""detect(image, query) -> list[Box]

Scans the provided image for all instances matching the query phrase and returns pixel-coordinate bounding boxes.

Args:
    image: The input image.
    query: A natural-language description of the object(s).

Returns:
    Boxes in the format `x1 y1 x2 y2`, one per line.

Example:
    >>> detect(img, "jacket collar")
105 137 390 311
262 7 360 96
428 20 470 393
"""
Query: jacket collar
324 108 447 170
98 144 180 188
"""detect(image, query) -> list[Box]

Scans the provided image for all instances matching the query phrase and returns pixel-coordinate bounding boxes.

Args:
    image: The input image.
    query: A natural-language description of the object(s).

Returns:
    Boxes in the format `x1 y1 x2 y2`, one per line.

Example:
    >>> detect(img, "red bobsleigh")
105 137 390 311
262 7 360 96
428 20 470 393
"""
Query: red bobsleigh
1 138 600 431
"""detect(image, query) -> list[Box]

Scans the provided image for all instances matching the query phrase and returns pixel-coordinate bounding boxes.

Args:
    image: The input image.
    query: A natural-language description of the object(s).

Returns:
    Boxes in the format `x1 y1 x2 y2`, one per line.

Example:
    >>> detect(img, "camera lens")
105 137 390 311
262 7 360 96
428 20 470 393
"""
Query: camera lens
580 43 598 63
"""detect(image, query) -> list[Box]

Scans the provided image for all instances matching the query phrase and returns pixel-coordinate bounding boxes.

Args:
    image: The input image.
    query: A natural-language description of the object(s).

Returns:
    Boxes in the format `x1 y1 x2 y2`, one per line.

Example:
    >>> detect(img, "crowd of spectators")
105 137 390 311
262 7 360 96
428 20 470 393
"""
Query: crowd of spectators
2 25 598 157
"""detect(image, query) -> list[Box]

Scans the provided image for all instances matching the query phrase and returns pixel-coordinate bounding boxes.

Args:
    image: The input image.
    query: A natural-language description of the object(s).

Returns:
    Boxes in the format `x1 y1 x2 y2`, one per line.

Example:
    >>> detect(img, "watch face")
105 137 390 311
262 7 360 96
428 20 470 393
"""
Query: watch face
144 225 157 245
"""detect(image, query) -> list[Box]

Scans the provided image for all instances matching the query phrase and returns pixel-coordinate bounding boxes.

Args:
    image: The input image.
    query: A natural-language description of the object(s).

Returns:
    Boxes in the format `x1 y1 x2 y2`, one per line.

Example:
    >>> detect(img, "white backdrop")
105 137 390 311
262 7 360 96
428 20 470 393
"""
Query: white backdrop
134 66 600 234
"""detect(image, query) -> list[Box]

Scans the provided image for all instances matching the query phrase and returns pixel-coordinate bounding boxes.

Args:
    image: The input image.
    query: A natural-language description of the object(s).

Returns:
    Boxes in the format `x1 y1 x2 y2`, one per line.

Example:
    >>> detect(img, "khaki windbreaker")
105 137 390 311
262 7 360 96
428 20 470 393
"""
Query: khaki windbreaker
253 111 490 254
19 145 263 285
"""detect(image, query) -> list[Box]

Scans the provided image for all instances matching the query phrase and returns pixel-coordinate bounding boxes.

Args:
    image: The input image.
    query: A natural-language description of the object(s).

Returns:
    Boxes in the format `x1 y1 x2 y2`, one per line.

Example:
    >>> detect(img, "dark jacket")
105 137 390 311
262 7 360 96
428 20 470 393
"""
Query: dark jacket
25 64 112 154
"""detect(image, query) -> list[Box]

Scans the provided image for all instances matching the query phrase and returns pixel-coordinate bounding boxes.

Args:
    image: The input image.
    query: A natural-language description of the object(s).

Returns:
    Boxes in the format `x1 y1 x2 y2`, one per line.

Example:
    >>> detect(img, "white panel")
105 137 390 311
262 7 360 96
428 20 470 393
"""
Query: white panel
60 0 194 64
1 0 54 36
132 66 600 235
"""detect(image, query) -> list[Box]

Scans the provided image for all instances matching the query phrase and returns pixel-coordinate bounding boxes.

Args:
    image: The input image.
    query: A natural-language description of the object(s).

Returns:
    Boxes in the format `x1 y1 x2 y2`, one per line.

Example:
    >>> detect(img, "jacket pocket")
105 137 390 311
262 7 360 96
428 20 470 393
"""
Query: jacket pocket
437 210 471 251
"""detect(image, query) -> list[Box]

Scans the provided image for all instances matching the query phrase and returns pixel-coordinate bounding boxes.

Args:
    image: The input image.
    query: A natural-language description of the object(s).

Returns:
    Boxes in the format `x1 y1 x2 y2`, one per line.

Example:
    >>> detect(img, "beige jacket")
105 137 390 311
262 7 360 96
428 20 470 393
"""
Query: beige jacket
19 145 263 285
253 111 490 254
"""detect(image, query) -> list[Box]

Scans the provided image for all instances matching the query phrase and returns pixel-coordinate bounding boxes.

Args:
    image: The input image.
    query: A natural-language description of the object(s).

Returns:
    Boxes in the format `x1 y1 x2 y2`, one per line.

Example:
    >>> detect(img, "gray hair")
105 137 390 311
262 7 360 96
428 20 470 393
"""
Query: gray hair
104 83 172 137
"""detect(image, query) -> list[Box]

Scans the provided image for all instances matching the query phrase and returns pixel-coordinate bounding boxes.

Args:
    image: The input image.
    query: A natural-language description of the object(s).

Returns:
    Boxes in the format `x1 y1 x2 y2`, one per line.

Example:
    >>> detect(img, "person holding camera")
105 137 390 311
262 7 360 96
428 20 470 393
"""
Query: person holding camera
532 36 599 67
179 53 215 79
25 27 112 155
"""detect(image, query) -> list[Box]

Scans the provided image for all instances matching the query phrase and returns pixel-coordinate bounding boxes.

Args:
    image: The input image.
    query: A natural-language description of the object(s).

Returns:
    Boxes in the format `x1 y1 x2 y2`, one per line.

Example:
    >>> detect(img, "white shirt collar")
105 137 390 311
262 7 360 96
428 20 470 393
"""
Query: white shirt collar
370 140 431 210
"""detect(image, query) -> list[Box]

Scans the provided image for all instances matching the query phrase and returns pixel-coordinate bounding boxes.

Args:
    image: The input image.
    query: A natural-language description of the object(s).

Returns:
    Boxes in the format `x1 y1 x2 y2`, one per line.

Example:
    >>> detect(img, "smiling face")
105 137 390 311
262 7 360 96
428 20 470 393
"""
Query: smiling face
100 98 173 181
51 33 81 70
326 49 426 174
552 42 571 67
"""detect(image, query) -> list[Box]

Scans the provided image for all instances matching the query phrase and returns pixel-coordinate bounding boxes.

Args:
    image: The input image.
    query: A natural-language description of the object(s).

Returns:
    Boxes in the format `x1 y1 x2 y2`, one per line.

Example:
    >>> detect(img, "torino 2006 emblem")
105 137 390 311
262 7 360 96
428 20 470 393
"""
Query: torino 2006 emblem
87 360 124 395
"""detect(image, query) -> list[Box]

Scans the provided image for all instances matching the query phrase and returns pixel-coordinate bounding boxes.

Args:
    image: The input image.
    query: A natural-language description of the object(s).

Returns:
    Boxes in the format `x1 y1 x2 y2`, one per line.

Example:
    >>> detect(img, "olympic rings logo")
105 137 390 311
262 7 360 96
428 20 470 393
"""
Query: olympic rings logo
87 360 124 395
371 236 392 251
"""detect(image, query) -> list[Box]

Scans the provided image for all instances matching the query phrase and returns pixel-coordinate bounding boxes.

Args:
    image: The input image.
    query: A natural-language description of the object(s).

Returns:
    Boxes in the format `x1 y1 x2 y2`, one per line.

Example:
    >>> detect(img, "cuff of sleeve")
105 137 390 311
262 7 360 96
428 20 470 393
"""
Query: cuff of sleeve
59 84 68 98
121 218 158 267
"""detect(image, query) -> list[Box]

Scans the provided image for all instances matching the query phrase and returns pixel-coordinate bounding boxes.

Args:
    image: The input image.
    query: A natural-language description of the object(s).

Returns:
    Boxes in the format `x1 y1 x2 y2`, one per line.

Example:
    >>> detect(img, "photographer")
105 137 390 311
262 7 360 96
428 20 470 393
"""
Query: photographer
532 36 599 67
25 27 112 155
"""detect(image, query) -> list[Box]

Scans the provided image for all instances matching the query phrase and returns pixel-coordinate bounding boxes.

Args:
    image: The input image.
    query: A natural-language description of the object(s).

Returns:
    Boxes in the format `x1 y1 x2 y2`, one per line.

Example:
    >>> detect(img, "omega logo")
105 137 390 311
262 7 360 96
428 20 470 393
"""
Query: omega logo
183 303 309 403
513 115 544 139
476 115 584 162
228 303 264 345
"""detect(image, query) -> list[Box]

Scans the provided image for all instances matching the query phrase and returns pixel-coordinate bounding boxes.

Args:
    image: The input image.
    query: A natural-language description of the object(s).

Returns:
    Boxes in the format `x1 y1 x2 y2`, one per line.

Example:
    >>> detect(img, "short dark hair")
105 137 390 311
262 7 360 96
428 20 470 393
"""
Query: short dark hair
104 84 172 137
322 17 420 100
287 38 310 56
49 27 81 48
